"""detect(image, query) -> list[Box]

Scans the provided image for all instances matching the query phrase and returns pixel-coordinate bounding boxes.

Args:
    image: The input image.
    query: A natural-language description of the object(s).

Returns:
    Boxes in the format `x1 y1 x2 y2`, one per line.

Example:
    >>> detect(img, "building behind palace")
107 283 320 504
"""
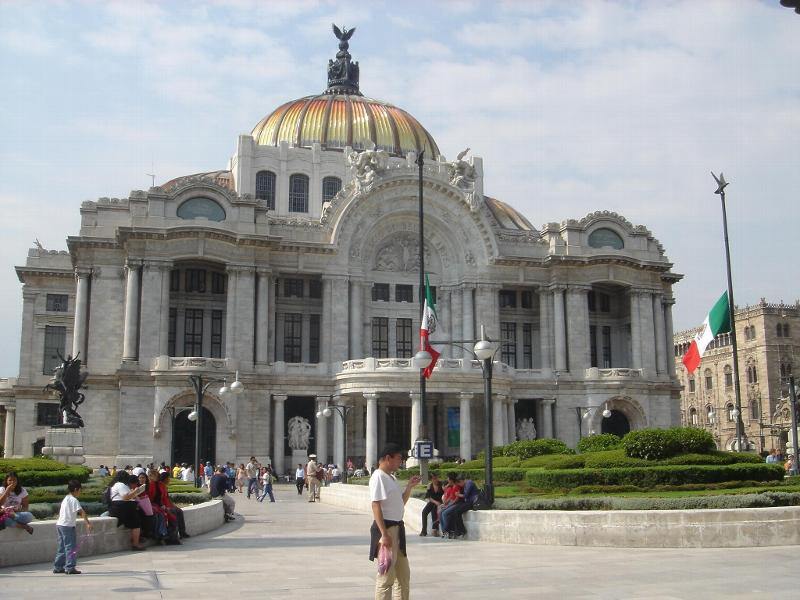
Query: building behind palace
673 299 799 452
0 31 682 473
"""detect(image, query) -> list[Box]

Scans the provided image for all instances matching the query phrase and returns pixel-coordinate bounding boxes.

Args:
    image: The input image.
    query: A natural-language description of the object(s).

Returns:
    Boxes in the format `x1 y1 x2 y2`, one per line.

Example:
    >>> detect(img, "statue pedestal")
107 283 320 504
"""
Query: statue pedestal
42 427 86 465
291 449 310 470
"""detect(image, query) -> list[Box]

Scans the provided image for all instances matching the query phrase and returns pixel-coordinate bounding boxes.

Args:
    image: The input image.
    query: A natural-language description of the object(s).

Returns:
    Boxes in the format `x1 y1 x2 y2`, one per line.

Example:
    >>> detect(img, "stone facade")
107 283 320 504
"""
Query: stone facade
674 299 799 452
2 46 682 473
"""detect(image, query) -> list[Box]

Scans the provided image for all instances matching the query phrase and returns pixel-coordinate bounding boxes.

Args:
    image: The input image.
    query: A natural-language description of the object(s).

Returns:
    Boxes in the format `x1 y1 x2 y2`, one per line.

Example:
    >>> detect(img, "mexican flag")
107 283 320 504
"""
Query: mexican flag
682 291 731 374
420 274 441 379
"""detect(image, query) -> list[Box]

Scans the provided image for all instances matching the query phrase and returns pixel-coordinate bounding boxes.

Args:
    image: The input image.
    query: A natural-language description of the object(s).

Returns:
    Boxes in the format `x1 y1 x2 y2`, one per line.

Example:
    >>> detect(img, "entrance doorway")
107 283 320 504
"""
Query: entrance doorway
601 409 631 437
172 407 216 466
386 406 411 452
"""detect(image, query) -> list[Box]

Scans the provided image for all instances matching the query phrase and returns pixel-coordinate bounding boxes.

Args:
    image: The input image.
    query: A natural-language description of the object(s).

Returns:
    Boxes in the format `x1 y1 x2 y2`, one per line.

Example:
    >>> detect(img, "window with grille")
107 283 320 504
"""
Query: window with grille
689 408 698 426
396 318 412 358
184 309 203 356
211 272 226 294
372 283 390 302
500 321 517 368
309 279 322 299
395 284 413 303
284 313 302 362
602 326 612 368
288 174 309 212
688 377 695 393
751 400 760 420
521 290 533 309
588 291 596 312
727 404 735 422
322 176 342 202
599 293 610 312
36 403 61 427
590 325 598 367
284 278 304 298
46 294 68 312
499 290 517 308
372 317 389 358
211 310 223 358
256 170 276 209
522 323 533 369
309 314 320 363
43 325 66 374
185 269 206 293
168 308 177 356
724 367 733 388
170 269 180 292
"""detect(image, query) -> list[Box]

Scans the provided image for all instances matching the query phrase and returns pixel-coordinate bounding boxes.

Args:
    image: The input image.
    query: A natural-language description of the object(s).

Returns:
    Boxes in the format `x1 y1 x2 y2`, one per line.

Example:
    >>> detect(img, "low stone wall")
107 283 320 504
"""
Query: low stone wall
0 499 225 568
320 484 800 548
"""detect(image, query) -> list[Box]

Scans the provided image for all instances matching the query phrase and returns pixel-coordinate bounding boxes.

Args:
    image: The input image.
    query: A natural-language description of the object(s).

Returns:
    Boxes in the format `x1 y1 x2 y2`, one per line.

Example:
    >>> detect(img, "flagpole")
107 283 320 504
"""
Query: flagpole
713 172 745 452
417 150 429 485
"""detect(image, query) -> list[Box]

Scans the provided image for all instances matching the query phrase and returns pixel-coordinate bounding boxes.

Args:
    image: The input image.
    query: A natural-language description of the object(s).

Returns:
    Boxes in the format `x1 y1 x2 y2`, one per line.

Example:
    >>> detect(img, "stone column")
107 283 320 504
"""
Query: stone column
439 290 452 358
410 391 421 450
566 286 591 373
540 399 555 439
364 392 379 471
333 395 347 471
459 392 473 460
639 292 657 374
122 260 141 361
378 399 388 451
664 297 677 377
272 395 286 475
159 265 171 356
653 293 667 375
3 405 15 457
236 267 256 368
462 284 474 348
538 288 552 370
140 261 170 362
72 269 91 359
493 394 505 447
316 396 329 463
19 290 36 381
629 290 642 369
329 277 349 364
321 277 333 364
349 279 363 359
475 285 500 340
451 288 463 358
506 399 516 443
225 267 239 359
256 270 271 364
552 286 567 371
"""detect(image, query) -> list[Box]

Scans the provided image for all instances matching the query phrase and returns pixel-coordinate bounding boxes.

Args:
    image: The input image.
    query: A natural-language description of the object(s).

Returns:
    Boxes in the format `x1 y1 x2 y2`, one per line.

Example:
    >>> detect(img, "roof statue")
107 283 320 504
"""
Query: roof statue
327 24 360 95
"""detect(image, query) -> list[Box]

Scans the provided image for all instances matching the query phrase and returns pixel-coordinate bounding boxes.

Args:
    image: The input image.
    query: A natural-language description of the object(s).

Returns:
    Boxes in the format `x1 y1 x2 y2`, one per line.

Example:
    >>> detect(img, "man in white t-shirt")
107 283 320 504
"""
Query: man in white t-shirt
369 443 421 600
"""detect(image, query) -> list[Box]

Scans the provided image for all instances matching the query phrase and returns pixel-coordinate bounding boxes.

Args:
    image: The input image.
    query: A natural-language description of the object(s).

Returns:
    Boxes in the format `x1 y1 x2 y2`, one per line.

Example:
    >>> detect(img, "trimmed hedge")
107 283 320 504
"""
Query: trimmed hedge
494 491 800 511
621 427 716 460
0 458 77 472
10 466 92 486
526 463 785 490
503 439 575 459
396 467 526 482
577 434 622 454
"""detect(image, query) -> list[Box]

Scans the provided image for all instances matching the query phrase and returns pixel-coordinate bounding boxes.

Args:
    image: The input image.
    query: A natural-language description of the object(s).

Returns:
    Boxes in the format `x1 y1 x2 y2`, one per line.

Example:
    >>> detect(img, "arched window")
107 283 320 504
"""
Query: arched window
706 405 715 424
783 323 790 337
588 228 624 250
746 365 758 384
704 368 713 391
177 197 225 221
256 170 276 209
322 176 342 203
750 399 760 420
688 377 695 393
724 365 733 388
726 403 735 422
777 323 783 337
689 407 698 426
288 174 309 212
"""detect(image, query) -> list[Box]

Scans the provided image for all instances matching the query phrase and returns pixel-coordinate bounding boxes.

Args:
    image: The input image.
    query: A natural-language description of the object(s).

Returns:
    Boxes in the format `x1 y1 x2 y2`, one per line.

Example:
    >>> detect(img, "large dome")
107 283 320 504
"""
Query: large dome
251 94 440 159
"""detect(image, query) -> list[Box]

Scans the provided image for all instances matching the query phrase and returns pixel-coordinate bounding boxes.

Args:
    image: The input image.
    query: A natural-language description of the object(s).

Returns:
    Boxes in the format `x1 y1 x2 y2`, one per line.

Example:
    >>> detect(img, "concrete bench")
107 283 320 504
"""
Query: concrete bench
0 499 225 568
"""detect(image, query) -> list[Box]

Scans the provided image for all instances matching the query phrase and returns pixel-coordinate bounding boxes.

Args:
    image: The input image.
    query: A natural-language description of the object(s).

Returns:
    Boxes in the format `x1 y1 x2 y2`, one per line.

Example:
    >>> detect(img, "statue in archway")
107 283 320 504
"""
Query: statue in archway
287 416 312 450
516 417 537 441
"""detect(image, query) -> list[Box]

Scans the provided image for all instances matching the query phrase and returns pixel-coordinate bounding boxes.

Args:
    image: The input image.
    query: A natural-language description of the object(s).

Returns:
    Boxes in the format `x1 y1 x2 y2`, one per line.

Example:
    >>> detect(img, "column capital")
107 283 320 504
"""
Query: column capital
256 267 273 276
22 289 37 301
459 391 475 402
273 394 288 403
74 267 92 279
3 403 16 412
227 264 256 274
548 284 567 293
541 398 556 406
143 259 173 271
322 273 349 282
125 258 144 269
567 284 592 294
408 391 420 400
363 392 380 402
494 393 508 402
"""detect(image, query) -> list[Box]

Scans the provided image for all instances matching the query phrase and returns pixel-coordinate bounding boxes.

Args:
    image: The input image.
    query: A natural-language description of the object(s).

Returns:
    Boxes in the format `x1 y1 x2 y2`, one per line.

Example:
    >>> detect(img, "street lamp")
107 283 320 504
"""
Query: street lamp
575 404 611 441
316 400 353 484
188 371 244 487
473 325 500 507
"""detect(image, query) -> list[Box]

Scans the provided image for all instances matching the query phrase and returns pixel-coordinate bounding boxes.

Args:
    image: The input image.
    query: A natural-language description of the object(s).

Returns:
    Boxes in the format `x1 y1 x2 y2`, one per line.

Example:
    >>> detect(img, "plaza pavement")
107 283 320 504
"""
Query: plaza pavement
0 483 795 599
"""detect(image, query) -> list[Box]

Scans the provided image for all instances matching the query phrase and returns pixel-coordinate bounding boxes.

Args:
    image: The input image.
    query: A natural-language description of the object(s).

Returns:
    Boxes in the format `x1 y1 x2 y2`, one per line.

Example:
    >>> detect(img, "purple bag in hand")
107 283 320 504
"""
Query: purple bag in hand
377 544 393 575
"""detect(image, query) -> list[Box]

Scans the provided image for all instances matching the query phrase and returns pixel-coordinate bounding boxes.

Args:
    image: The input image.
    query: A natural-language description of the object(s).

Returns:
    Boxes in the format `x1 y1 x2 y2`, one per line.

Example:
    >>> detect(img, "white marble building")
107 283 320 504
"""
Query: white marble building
0 32 682 473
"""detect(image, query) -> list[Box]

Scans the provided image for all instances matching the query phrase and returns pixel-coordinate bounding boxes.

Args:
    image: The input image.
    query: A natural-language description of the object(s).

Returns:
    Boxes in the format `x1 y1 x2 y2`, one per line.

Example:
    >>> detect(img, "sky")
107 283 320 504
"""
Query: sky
0 0 798 377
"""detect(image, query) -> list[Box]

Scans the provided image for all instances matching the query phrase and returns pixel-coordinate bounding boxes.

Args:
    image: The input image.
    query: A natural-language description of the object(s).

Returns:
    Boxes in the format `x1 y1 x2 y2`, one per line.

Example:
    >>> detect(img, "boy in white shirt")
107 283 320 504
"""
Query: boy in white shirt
53 479 93 575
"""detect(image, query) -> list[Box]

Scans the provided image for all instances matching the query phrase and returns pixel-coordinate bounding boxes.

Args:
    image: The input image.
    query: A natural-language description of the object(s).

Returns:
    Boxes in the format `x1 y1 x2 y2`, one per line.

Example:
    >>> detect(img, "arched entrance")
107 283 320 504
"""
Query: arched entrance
601 410 631 437
172 407 216 466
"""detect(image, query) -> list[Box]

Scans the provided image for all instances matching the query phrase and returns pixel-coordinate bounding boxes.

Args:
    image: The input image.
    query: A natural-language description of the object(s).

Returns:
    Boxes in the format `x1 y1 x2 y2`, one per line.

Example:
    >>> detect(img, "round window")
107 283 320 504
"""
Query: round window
177 197 226 222
588 228 624 250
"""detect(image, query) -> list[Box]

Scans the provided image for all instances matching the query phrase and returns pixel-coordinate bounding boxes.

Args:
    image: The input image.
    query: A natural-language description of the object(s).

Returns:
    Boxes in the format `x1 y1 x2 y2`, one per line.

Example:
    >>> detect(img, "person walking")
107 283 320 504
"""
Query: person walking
368 443 421 600
295 463 306 495
306 455 320 502
258 466 276 503
245 457 259 499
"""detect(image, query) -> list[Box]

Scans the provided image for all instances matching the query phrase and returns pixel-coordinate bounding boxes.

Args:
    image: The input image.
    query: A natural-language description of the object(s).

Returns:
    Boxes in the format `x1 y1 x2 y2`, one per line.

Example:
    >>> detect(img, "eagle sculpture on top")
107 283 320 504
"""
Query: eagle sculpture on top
332 24 356 43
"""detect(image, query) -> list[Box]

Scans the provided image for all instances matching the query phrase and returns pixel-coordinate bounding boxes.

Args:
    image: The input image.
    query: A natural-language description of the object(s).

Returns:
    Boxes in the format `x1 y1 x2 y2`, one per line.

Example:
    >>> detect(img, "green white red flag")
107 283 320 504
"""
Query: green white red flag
682 291 731 374
420 274 440 379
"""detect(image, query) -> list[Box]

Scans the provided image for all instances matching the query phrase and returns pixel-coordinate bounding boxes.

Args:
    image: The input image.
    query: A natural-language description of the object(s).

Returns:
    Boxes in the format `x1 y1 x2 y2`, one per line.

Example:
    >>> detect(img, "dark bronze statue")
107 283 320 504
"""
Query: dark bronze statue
43 352 88 428
327 24 360 94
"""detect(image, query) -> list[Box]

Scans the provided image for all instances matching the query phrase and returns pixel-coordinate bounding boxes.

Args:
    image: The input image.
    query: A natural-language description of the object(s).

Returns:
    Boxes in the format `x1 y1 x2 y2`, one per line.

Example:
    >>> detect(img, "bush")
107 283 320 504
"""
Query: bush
621 427 717 460
475 446 507 460
0 457 77 472
526 463 785 490
11 466 92 486
673 427 716 454
577 434 622 454
503 439 574 459
582 449 651 469
519 455 585 469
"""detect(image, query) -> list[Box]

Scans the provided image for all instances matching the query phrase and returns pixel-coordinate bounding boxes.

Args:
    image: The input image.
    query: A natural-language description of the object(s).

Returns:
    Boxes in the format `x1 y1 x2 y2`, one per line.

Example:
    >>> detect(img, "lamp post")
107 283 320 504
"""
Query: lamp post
789 376 799 475
316 400 353 484
415 149 430 485
187 371 244 487
575 403 612 441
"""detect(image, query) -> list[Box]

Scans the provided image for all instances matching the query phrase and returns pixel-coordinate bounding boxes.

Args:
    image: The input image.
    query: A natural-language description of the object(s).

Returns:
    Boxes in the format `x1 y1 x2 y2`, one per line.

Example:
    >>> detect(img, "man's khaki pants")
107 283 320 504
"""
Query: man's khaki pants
308 477 320 501
375 525 410 600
